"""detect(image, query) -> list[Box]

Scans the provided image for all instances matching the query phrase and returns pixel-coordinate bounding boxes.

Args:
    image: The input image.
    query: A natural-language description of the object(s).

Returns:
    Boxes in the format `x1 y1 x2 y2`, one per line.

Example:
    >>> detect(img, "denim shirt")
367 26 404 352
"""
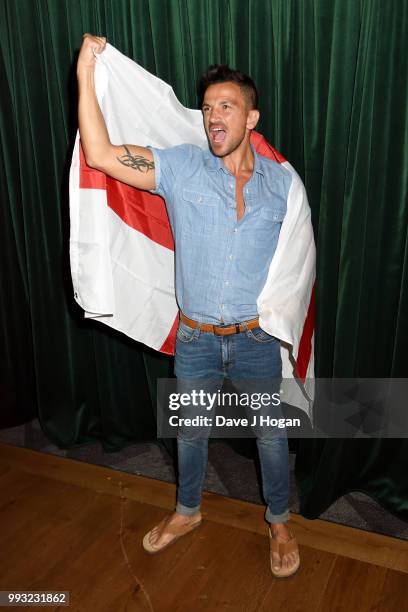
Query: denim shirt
148 143 292 324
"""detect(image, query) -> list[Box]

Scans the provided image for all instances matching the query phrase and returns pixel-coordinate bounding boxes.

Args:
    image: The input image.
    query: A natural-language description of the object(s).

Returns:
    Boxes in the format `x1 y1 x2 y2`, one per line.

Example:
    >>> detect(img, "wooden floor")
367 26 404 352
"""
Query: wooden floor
0 443 407 612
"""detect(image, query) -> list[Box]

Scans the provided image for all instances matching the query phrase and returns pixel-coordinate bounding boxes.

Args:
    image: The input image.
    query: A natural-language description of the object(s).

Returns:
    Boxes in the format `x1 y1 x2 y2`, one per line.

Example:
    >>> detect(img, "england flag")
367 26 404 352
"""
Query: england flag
69 44 315 417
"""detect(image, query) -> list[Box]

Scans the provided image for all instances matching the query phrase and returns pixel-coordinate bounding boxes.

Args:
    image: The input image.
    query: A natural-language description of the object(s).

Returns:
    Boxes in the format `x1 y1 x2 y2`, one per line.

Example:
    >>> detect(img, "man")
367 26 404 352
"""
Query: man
77 33 300 578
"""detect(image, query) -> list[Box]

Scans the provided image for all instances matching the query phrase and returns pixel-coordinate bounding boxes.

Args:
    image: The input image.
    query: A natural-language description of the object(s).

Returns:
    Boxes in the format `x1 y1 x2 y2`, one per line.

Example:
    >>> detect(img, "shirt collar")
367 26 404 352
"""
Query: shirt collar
203 143 264 176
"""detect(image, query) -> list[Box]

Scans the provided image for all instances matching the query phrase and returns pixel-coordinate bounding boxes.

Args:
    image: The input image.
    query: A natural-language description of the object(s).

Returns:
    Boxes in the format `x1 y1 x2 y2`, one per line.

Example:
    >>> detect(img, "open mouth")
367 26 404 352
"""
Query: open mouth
209 125 227 144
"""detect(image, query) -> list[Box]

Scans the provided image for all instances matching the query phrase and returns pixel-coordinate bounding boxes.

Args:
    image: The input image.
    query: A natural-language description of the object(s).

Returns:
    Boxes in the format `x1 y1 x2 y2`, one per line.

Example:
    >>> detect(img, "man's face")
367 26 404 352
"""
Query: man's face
202 81 259 157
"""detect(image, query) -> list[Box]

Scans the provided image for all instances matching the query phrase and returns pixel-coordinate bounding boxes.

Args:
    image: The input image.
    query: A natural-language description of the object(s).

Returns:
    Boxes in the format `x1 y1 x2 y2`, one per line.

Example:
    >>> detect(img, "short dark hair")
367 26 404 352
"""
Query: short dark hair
198 64 259 110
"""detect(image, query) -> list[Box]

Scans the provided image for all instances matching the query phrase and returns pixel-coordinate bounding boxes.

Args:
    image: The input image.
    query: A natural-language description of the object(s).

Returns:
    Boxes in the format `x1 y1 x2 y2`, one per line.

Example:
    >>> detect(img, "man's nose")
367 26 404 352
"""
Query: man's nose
209 107 221 122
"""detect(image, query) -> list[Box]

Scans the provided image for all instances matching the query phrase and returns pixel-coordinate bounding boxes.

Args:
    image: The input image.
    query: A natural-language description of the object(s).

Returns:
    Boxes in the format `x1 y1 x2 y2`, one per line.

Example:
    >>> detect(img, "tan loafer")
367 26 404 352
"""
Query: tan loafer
269 526 300 578
142 514 202 554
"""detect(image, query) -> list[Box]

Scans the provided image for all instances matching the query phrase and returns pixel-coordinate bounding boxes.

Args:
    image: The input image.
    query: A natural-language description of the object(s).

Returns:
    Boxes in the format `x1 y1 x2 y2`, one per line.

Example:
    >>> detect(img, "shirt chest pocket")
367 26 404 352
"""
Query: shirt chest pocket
181 189 219 236
248 206 286 247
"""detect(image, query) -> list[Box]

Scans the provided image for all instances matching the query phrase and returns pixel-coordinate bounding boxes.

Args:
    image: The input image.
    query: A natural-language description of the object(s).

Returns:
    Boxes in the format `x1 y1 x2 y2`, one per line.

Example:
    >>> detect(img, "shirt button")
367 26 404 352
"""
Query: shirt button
234 228 238 233
225 280 229 285
228 254 233 260
198 196 203 202
220 304 224 309
229 183 233 189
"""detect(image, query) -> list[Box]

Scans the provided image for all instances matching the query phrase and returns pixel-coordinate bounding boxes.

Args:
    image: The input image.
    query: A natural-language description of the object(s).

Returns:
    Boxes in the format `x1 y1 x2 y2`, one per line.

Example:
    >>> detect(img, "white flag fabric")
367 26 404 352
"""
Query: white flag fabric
69 43 316 417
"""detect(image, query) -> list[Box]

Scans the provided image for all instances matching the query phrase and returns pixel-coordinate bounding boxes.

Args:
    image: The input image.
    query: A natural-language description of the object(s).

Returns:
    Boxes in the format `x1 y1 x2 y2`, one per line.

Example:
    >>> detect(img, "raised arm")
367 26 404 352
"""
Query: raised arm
77 34 156 191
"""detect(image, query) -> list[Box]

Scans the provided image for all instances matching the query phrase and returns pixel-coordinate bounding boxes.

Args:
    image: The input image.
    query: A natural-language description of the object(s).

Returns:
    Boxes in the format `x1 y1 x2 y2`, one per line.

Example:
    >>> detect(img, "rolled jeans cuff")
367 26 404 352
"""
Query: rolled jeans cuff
176 501 201 516
265 507 290 524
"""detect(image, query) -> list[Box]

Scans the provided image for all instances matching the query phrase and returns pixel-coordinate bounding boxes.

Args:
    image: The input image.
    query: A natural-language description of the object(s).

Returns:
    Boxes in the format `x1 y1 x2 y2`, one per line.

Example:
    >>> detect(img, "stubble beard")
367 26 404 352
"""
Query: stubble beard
206 128 248 158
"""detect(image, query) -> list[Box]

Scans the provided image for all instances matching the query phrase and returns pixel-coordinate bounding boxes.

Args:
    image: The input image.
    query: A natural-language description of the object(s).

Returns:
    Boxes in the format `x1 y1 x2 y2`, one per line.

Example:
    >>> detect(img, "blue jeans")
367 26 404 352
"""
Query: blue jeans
174 319 289 524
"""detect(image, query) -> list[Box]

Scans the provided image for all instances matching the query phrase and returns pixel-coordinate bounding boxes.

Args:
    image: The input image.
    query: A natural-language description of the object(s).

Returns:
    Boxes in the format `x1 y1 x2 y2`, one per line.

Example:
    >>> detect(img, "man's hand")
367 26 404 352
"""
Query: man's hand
77 34 107 72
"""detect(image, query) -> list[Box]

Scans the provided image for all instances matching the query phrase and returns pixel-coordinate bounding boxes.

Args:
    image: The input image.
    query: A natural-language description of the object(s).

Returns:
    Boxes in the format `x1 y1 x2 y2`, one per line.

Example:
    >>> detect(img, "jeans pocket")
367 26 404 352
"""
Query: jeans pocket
176 321 198 343
246 327 277 343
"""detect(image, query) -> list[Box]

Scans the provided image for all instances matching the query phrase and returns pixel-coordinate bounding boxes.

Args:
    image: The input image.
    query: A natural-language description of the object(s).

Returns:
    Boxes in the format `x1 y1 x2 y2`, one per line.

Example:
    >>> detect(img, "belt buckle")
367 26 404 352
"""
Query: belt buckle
214 321 230 335
213 323 226 335
213 322 241 336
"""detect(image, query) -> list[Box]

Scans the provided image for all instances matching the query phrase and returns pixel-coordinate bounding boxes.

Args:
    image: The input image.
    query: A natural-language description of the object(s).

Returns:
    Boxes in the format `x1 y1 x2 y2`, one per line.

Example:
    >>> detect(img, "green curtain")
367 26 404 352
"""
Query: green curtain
1 0 407 520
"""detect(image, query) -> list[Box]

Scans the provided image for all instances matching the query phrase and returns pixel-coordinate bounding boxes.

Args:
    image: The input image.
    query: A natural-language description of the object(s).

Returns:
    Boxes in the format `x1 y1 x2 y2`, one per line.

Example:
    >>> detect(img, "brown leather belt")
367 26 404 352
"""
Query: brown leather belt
180 313 259 336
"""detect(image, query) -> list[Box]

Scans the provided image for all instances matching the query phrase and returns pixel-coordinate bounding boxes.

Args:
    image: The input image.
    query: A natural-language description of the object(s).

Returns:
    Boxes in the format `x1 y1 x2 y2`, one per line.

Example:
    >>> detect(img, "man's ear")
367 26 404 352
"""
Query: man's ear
247 109 260 130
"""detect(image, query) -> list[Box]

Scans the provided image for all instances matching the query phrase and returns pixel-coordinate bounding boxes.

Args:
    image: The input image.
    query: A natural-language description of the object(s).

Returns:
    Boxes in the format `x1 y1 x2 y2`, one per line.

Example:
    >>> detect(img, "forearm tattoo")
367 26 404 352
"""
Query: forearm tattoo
117 145 155 173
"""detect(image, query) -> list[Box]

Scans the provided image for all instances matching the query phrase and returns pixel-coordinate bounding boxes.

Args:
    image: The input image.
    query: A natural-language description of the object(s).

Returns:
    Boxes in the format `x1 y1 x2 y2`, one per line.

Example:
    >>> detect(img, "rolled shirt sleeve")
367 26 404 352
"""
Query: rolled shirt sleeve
147 144 195 199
